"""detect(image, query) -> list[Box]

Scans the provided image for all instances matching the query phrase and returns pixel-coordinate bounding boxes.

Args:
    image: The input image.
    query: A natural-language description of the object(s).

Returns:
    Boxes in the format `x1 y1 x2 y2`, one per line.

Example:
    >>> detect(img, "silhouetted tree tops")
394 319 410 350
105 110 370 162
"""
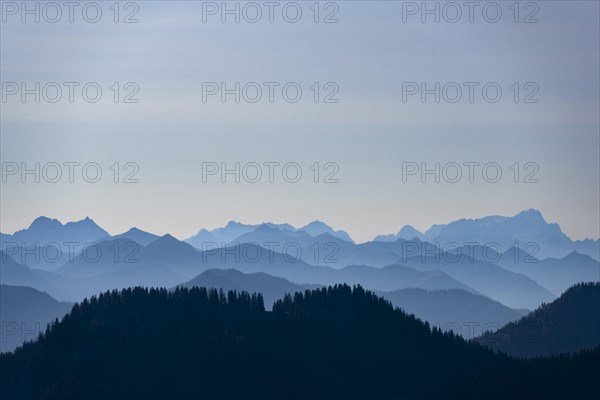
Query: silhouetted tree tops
1 284 598 399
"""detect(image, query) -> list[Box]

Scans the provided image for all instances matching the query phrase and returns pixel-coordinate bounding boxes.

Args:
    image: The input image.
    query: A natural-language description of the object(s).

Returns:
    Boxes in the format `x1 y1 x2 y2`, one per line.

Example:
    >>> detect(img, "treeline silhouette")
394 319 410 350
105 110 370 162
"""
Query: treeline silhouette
476 282 600 357
0 285 598 399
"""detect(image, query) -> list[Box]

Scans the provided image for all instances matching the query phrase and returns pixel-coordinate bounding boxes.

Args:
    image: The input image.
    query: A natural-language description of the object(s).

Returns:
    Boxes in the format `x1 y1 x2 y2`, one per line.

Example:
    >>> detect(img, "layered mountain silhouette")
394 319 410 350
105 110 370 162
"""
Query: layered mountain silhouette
400 253 556 309
1 284 598 399
1 213 598 311
298 220 355 243
0 252 67 300
108 227 159 246
1 216 108 249
3 238 480 303
375 209 599 260
1 212 598 398
496 250 600 295
185 220 355 249
0 242 66 272
4 234 594 310
230 224 392 267
476 282 600 357
379 288 527 339
185 228 218 249
0 285 72 352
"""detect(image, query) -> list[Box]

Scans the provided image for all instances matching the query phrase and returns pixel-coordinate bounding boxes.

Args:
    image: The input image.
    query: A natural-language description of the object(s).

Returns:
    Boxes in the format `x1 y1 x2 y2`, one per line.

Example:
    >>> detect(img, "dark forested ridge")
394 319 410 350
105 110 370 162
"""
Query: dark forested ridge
0 285 598 400
475 282 600 357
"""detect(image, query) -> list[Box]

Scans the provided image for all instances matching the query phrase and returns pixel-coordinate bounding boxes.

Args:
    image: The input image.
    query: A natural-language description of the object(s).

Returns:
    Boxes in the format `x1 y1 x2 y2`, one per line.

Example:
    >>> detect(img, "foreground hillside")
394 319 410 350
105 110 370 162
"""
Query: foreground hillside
1 285 598 399
476 282 600 357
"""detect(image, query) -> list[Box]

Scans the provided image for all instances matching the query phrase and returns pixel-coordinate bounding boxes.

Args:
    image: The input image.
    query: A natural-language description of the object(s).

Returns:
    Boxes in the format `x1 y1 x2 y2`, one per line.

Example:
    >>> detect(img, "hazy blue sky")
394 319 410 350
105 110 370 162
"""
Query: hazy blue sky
1 0 599 242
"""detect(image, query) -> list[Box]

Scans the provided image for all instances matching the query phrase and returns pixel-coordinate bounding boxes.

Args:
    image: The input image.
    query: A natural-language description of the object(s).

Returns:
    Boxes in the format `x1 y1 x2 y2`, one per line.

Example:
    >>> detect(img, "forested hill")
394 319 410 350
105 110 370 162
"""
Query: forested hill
476 282 600 357
1 285 598 400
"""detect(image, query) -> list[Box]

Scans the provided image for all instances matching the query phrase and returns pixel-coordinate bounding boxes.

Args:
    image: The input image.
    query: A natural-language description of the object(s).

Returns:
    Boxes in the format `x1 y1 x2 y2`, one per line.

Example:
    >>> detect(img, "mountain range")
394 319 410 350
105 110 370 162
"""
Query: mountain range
2 210 598 312
1 210 598 349
2 216 109 249
374 209 599 260
184 220 355 249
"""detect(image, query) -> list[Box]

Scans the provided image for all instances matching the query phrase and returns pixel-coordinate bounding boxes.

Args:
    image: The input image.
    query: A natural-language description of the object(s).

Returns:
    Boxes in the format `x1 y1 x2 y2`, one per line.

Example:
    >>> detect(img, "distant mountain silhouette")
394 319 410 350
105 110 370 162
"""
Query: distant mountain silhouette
374 209 599 260
0 285 72 352
572 238 600 260
298 220 355 243
177 269 317 309
232 225 394 267
56 238 144 278
3 214 597 311
108 227 159 246
1 285 597 399
497 250 599 296
199 221 295 245
1 216 109 249
184 220 355 250
0 242 66 272
143 234 200 264
4 237 480 303
379 288 527 339
184 228 218 249
201 221 255 244
0 251 67 300
195 246 477 293
375 224 424 241
399 252 556 309
476 282 600 357
2 228 559 310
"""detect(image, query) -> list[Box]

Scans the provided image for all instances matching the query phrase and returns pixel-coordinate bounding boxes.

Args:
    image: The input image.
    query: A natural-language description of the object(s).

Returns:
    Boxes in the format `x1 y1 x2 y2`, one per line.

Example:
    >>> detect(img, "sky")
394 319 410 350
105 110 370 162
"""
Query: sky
1 0 599 243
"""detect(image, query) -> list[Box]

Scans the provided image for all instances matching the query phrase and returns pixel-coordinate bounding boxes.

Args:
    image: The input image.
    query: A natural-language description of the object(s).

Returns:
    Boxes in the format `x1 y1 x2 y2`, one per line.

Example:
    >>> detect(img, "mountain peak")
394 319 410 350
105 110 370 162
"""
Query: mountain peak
563 250 585 260
514 209 545 222
29 216 62 229
160 233 178 241
77 216 97 225
225 221 244 228
305 220 328 228
298 220 354 243
147 234 193 250
256 223 277 232
398 225 423 237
